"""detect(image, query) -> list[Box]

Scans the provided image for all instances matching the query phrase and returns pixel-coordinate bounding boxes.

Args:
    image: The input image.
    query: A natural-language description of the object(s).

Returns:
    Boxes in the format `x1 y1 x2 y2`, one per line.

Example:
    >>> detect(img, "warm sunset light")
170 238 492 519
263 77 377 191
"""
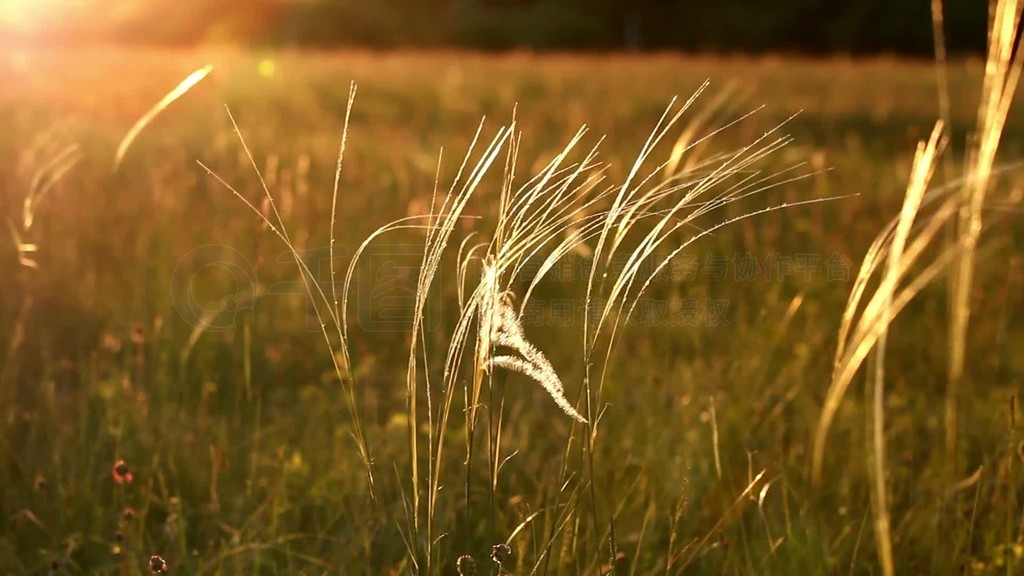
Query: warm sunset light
0 0 1012 573
0 0 140 41
0 0 282 45
0 0 76 33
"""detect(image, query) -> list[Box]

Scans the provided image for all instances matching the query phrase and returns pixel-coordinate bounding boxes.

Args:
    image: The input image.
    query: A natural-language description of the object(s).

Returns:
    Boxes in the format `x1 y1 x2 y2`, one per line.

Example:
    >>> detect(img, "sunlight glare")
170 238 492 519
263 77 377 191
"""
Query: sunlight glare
0 0 138 39
0 0 75 33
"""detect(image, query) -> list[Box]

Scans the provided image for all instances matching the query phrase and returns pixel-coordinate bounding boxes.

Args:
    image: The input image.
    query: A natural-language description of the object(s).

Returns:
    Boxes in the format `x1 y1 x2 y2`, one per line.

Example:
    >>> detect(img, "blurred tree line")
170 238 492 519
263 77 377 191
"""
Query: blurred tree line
51 0 992 53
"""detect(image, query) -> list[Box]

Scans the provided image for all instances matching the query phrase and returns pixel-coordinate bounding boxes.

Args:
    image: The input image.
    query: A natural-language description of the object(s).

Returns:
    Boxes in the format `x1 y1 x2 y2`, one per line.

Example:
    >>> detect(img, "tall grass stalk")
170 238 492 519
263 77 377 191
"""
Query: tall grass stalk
400 89 816 569
813 123 954 481
947 0 1024 471
869 123 946 576
207 74 829 571
813 5 1024 569
930 0 954 183
2 129 80 397
114 65 212 172
200 94 376 505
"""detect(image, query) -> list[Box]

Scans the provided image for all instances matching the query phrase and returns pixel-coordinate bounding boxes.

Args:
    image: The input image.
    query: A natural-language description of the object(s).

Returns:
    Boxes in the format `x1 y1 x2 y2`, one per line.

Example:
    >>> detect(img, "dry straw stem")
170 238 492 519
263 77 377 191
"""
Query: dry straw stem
114 65 212 171
333 117 515 570
438 121 611 432
451 116 832 569
673 470 767 570
421 98 696 565
867 121 946 576
207 82 821 572
582 103 827 392
483 95 825 569
12 64 203 271
813 122 949 486
202 93 376 502
3 128 81 391
20 140 82 233
7 66 208 391
8 131 82 268
415 123 512 573
811 121 974 576
947 0 1024 466
439 123 608 561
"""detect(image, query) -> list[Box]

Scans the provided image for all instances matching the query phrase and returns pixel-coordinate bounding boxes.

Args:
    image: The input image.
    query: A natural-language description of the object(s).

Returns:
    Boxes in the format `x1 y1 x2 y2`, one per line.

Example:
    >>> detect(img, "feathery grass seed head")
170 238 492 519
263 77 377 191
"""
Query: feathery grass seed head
480 280 587 423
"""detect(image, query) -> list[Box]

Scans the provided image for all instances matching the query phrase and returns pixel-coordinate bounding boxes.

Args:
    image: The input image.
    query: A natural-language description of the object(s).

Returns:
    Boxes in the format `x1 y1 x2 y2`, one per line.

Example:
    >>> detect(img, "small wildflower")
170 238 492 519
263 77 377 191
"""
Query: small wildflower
34 474 47 491
114 531 124 542
122 507 136 521
491 543 512 564
112 460 134 485
100 332 123 354
130 323 146 345
456 555 477 576
149 555 167 574
264 344 283 363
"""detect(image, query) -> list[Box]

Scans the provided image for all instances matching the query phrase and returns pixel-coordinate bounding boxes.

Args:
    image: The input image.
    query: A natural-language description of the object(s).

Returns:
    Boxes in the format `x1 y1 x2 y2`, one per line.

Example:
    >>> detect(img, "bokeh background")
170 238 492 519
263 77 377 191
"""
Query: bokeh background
0 0 991 53
2 1 1023 574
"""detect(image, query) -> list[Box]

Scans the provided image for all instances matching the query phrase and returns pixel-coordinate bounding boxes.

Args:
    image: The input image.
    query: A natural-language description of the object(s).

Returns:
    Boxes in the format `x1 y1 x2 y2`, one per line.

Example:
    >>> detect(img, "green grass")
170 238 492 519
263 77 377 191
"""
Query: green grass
1 47 1023 574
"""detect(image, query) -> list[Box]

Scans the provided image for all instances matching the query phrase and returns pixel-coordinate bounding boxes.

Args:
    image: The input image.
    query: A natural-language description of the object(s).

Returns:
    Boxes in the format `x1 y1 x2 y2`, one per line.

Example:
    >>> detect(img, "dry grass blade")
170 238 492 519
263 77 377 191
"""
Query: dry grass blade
806 119 972 574
114 64 212 171
866 120 946 576
596 117 801 350
331 118 513 570
2 130 81 390
9 136 82 266
179 284 265 369
813 122 947 486
202 96 378 503
662 83 738 181
947 0 1024 466
330 82 357 330
812 122 962 575
676 470 767 570
7 219 39 269
23 142 81 230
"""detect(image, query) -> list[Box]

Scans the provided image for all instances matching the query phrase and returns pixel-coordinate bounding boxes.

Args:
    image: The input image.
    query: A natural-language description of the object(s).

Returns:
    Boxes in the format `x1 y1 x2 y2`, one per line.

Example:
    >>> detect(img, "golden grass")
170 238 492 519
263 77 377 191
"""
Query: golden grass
3 31 1024 573
812 1 1024 572
114 64 212 172
948 0 1024 469
197 72 832 569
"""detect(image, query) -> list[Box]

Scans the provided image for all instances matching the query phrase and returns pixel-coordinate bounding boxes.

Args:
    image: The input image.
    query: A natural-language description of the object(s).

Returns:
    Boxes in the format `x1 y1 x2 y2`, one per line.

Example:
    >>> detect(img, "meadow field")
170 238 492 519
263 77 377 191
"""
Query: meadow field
1 47 1023 574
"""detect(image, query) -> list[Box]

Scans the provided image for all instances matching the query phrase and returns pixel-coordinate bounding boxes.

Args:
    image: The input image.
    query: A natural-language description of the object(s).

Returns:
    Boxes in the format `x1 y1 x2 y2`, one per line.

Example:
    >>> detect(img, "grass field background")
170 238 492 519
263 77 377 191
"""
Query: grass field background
1 48 1023 574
